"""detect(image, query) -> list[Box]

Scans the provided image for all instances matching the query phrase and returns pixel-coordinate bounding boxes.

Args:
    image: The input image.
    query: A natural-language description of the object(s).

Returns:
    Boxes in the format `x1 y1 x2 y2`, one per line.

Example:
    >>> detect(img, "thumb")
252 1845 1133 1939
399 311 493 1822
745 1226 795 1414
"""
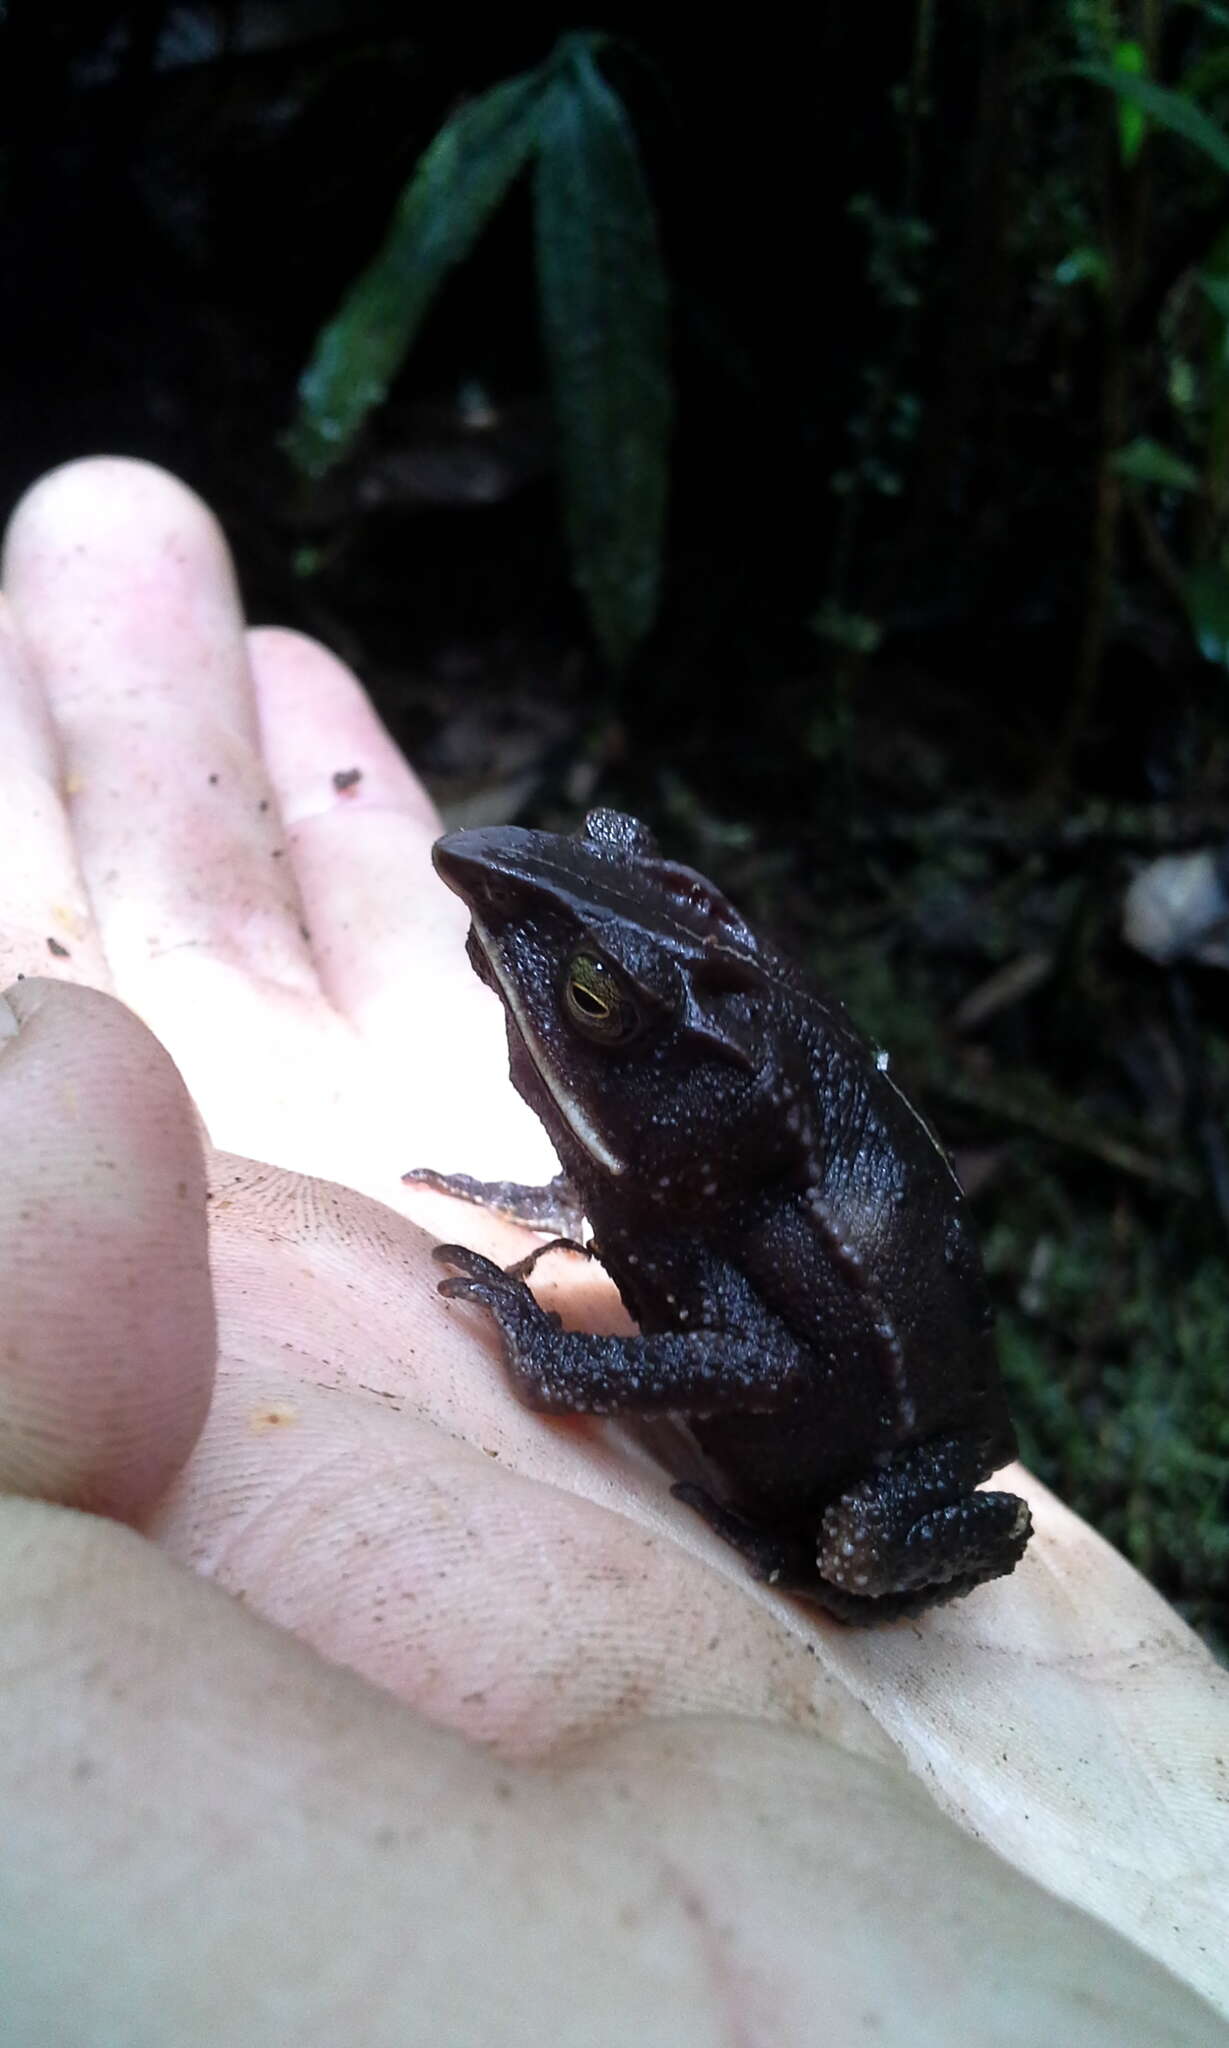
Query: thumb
0 978 214 1514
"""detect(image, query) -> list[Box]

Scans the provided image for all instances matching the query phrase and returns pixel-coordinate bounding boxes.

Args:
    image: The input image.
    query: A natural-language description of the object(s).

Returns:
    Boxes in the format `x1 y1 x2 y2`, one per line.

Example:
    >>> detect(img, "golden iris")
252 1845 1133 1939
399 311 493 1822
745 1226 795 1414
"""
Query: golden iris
563 954 640 1043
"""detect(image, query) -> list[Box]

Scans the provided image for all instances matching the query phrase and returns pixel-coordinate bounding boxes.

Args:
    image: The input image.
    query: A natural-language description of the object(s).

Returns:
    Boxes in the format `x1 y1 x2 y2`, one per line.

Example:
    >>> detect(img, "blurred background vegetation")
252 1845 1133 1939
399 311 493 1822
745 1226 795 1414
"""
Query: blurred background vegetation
1 0 1226 1649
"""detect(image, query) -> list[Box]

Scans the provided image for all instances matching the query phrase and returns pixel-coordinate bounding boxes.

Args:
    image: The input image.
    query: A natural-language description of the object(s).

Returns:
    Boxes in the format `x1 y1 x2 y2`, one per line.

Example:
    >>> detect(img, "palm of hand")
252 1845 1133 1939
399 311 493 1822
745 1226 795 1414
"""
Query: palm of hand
2 460 1227 2029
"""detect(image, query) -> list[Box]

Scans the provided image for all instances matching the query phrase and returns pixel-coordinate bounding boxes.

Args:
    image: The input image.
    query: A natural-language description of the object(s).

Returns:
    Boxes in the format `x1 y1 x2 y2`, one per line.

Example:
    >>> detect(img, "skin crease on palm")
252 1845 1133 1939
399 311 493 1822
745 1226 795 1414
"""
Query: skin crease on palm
0 463 1227 2047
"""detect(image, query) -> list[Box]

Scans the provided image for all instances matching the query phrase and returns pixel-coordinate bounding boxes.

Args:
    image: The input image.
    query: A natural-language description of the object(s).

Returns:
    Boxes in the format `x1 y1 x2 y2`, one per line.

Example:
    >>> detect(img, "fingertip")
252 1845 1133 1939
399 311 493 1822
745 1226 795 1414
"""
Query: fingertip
247 624 441 833
3 456 233 589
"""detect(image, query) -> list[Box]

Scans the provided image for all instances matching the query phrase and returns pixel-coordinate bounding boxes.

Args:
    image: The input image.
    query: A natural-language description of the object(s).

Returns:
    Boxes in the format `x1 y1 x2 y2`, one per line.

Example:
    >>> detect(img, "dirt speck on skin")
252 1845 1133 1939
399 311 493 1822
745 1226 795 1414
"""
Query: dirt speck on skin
249 1403 299 1432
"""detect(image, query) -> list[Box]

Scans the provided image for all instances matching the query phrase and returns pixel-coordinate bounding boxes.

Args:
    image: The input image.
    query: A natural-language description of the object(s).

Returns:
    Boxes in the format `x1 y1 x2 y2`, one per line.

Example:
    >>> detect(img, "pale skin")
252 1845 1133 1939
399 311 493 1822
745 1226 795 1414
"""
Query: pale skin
1 460 1227 2047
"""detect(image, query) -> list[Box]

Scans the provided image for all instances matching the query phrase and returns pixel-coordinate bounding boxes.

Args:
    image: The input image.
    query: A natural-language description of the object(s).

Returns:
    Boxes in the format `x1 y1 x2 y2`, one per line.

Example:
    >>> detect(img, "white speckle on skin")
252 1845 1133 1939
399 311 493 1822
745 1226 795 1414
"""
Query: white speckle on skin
854 1574 869 1588
875 1049 890 1072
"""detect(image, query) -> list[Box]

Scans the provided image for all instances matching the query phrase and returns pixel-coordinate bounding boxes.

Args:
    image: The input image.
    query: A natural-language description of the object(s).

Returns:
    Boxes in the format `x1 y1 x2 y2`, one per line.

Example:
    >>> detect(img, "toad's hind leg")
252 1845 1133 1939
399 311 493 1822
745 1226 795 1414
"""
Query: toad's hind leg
676 1432 1031 1626
672 1482 958 1625
672 1484 819 1588
817 1431 1031 1608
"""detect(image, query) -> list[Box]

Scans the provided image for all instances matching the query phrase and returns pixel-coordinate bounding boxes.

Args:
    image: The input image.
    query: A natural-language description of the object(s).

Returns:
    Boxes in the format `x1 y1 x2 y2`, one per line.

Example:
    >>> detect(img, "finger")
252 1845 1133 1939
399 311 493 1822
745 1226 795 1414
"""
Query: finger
4 463 551 1201
2 462 378 1186
0 598 109 989
1 1502 1217 2045
0 978 214 1514
248 622 469 1020
1 458 319 1003
248 624 557 1186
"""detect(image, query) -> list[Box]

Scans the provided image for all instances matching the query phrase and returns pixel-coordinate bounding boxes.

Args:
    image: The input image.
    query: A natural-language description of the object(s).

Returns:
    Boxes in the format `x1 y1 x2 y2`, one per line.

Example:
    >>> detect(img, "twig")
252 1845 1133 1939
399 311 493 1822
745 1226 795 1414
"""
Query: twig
935 1069 1201 1195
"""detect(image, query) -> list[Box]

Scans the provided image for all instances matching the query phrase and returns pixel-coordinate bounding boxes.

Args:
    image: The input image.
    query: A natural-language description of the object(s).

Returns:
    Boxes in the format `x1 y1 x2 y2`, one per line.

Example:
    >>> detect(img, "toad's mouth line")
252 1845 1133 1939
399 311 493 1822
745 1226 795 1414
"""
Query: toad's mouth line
468 912 626 1178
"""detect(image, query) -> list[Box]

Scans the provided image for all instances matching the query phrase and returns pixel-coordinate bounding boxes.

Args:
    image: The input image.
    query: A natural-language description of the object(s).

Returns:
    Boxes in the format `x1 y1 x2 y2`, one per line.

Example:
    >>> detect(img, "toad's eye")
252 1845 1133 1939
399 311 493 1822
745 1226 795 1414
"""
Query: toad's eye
563 954 641 1044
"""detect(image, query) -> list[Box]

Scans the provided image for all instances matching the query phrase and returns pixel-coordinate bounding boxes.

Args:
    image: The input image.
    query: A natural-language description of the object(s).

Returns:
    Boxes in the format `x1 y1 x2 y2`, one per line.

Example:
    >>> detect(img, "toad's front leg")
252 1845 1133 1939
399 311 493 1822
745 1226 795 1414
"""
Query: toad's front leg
433 1245 804 1417
404 1167 585 1237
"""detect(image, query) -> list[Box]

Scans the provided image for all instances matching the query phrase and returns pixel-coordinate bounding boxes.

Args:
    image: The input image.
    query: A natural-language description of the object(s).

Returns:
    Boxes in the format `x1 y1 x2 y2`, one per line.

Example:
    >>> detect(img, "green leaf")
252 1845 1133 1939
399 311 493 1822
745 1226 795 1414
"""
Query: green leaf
286 70 547 478
1183 561 1229 665
1075 62 1229 178
810 602 882 656
533 44 672 670
1201 272 1229 323
1180 44 1229 99
1111 437 1201 491
1112 41 1146 166
1054 245 1108 290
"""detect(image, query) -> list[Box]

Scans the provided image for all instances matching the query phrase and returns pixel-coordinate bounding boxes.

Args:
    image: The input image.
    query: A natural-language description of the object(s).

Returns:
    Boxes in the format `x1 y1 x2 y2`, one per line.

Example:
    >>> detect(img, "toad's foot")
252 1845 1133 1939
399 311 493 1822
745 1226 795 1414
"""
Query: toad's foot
675 1430 1031 1625
817 1432 1031 1609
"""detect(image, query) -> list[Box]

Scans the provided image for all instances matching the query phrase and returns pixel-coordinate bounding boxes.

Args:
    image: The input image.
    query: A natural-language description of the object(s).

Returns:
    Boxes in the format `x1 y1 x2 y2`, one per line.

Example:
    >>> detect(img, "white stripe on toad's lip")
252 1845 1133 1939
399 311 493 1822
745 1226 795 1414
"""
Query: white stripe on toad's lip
470 913 626 1176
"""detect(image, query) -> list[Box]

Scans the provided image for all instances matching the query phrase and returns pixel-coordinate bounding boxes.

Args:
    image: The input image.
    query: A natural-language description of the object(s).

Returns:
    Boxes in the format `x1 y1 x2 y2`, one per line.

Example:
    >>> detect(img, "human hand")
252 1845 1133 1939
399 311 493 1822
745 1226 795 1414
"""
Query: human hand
1 459 1226 2042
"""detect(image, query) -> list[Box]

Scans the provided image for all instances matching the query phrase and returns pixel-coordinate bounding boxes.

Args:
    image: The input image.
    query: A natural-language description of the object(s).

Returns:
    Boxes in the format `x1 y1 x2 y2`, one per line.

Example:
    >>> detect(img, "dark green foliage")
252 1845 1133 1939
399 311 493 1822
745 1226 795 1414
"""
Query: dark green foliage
1077 59 1229 176
286 32 672 674
1071 41 1229 675
285 70 546 480
1111 438 1202 490
993 1226 1229 1654
534 42 671 671
1184 558 1229 661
